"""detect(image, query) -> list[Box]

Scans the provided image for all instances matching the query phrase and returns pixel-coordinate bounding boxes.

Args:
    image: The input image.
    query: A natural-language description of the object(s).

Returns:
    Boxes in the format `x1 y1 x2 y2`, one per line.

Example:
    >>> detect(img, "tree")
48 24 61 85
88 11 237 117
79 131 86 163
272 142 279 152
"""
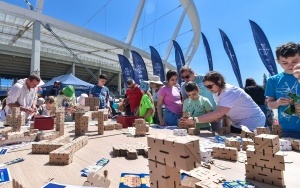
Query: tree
262 73 267 89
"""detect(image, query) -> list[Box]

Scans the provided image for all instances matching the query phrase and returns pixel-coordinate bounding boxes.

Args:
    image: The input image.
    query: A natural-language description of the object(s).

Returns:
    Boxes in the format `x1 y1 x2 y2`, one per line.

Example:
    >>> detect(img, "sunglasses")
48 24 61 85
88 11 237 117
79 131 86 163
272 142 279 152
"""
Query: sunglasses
204 83 215 89
181 74 190 80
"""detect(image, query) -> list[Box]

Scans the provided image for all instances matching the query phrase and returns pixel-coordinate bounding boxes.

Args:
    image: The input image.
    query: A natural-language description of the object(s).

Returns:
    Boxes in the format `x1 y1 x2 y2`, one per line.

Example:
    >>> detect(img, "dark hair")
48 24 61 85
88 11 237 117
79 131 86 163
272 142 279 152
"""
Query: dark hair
276 42 300 59
245 78 257 87
203 71 226 89
185 82 199 93
166 70 178 82
126 79 135 85
45 96 55 104
28 73 41 82
99 74 108 80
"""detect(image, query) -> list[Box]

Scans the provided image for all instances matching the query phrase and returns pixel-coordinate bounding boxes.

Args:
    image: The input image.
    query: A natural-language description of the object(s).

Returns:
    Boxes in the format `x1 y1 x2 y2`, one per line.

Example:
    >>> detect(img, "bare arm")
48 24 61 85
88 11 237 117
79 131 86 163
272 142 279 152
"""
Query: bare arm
143 108 154 119
267 96 292 109
156 95 165 126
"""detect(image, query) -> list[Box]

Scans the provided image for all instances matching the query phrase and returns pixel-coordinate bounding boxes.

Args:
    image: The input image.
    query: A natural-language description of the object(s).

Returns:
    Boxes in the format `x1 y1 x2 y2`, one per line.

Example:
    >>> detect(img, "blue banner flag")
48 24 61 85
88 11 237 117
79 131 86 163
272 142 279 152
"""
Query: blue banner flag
117 54 135 84
201 32 213 71
150 46 165 82
249 20 278 76
219 29 243 88
173 40 186 84
131 50 148 84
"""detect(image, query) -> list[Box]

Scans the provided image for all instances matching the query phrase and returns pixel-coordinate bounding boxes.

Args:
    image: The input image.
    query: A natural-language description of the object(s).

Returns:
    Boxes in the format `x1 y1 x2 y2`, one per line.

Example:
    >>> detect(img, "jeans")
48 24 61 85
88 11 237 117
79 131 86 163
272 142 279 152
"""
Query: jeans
164 108 182 126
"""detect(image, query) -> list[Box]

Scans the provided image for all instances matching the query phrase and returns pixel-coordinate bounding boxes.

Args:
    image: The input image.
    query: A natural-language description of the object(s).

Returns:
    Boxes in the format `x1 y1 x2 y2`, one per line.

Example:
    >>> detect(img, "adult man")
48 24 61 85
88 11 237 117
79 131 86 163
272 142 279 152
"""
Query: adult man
5 73 40 116
49 80 61 96
180 66 221 132
89 74 110 110
124 79 142 115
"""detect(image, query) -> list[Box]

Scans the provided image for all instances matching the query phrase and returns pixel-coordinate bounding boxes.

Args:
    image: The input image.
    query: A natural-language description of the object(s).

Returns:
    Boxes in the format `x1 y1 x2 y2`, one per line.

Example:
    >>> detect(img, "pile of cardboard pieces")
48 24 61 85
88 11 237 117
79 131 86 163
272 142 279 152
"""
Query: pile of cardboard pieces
36 107 65 141
128 118 149 136
85 97 100 111
75 112 91 136
148 134 227 187
212 146 238 161
112 142 148 159
5 107 25 132
245 134 285 187
0 107 38 146
49 136 88 165
271 124 282 137
91 110 122 135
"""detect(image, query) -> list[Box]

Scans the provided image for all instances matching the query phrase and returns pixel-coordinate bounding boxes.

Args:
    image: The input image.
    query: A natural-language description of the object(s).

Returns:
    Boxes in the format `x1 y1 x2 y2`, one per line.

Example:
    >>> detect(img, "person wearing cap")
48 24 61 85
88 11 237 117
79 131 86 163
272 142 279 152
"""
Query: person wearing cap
56 85 77 115
89 74 110 110
149 76 164 124
124 79 143 115
50 80 61 96
5 73 40 116
137 81 154 123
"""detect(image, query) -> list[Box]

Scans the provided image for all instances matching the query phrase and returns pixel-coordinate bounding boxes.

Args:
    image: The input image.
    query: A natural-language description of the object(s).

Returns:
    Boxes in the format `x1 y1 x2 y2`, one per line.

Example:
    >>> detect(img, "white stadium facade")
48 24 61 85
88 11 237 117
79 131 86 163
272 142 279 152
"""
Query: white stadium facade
0 0 200 97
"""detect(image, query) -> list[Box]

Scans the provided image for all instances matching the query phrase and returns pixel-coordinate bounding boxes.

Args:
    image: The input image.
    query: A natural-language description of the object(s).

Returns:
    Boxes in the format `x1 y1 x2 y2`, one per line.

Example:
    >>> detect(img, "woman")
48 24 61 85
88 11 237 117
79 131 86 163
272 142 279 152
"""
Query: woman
149 76 164 124
157 70 182 126
181 71 265 133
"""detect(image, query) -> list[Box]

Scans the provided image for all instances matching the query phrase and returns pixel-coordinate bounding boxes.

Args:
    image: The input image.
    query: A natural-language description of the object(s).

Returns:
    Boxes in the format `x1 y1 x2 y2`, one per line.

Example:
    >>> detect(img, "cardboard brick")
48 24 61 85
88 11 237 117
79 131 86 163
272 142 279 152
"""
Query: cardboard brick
218 127 230 136
225 137 240 151
246 147 285 170
188 128 200 135
291 140 300 151
245 164 284 187
279 139 292 151
241 127 255 140
212 146 238 161
254 134 280 154
256 127 270 135
242 138 254 151
173 129 188 136
181 176 200 188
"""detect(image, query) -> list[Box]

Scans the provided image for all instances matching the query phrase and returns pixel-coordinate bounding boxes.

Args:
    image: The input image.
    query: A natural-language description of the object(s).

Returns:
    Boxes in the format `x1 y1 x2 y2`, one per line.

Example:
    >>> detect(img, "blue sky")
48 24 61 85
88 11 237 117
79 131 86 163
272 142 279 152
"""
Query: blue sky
3 0 300 86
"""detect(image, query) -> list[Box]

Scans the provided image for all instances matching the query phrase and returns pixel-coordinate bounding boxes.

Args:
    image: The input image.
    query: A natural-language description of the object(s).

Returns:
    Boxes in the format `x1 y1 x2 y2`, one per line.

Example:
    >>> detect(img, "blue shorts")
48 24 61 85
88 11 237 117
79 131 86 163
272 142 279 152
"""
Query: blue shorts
164 108 182 126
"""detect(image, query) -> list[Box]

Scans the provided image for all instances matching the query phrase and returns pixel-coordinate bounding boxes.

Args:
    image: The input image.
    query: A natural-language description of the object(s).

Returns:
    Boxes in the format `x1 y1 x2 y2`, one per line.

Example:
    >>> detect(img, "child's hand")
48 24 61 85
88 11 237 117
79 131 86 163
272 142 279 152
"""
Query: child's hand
277 97 293 106
180 118 194 126
293 63 300 81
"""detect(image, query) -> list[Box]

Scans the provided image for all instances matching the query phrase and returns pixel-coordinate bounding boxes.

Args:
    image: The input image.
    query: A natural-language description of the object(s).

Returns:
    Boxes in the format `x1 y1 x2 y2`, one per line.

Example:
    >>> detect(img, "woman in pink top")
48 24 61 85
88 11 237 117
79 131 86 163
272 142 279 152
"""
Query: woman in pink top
157 70 183 126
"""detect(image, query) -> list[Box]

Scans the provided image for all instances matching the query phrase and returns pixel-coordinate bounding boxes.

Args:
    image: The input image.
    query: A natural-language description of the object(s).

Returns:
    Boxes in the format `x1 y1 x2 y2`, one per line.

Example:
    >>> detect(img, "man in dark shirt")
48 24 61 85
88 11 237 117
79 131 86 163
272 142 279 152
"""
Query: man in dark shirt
49 81 61 96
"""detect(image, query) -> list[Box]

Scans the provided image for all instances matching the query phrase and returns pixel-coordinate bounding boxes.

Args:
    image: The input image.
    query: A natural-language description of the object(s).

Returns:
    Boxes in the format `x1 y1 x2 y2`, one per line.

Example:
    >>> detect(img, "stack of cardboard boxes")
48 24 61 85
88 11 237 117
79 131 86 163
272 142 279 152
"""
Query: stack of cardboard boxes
97 110 104 135
224 137 241 151
147 134 200 187
74 112 90 136
245 134 285 187
242 138 254 151
256 127 270 135
178 112 196 130
85 97 100 111
49 136 88 165
271 124 282 137
54 107 65 136
5 107 25 132
129 119 148 136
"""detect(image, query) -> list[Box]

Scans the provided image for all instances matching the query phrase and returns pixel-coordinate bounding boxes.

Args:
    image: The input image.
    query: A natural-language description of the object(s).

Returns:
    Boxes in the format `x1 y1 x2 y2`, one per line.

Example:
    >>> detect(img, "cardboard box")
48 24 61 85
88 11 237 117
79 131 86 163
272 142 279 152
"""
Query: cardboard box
34 116 54 130
242 138 254 151
188 128 200 135
245 163 284 187
292 140 300 151
212 146 238 161
279 139 292 151
256 127 270 135
241 127 255 140
225 137 240 151
246 147 285 170
254 134 280 154
173 129 188 136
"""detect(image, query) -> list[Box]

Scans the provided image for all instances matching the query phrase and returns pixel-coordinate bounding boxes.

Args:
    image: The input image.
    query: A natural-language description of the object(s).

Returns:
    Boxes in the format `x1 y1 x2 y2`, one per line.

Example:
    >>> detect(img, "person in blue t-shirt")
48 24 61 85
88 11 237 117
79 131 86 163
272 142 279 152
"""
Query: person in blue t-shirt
266 42 300 139
89 74 110 110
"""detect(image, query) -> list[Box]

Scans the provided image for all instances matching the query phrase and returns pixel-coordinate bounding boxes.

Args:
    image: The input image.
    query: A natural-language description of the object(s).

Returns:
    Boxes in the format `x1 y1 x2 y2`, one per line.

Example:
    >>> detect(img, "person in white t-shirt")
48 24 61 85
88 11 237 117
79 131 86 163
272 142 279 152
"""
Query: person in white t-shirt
181 71 265 132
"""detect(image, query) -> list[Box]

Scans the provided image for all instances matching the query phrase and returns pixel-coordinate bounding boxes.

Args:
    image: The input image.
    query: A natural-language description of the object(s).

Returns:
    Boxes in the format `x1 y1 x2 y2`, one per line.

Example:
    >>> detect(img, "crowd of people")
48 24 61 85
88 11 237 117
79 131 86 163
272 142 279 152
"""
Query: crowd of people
1 42 299 139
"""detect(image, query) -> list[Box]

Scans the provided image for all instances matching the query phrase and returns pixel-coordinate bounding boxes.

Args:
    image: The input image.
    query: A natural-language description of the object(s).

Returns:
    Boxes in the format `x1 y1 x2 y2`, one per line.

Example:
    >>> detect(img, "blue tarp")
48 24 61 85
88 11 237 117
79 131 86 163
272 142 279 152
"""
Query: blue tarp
41 73 94 97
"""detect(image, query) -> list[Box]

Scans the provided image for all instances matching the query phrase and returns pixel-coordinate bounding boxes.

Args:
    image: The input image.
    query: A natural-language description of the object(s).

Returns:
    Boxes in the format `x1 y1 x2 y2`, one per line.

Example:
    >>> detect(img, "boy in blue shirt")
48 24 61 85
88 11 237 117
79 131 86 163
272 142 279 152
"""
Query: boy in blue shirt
265 42 300 138
89 74 110 110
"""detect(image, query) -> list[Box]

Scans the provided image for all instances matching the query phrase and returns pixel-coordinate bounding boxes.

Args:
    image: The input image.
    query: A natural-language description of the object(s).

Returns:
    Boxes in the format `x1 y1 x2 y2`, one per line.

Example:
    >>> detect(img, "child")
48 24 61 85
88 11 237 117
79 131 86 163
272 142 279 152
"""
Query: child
137 81 154 124
182 82 213 130
38 96 55 116
266 42 300 138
